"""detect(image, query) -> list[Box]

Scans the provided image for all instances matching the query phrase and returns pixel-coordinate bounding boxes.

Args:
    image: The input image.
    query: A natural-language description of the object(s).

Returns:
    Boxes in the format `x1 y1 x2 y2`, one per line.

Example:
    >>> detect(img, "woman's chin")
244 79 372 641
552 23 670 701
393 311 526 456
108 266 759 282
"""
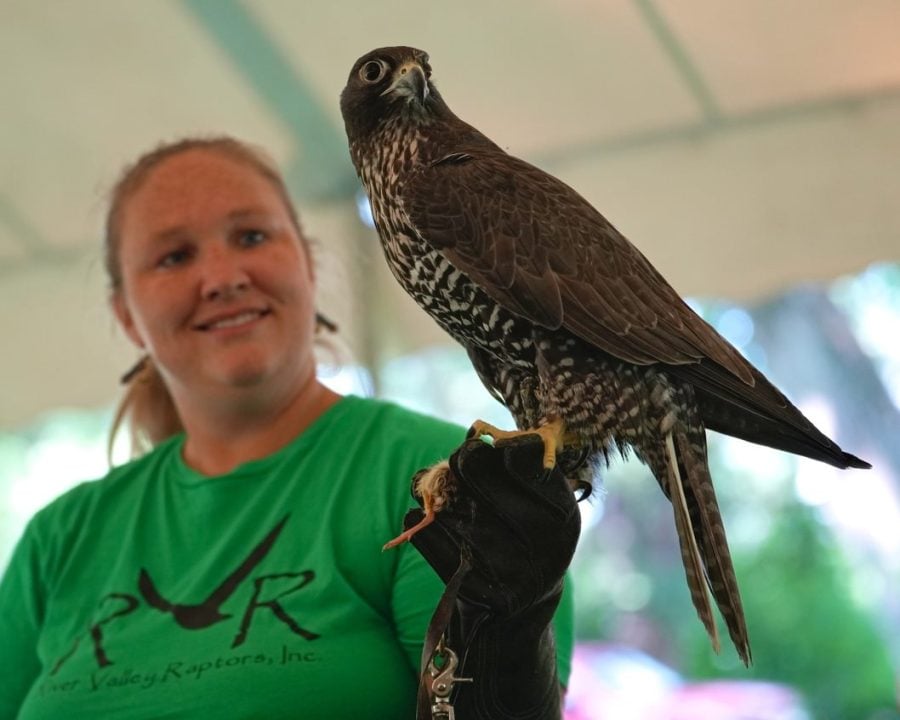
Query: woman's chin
210 357 274 389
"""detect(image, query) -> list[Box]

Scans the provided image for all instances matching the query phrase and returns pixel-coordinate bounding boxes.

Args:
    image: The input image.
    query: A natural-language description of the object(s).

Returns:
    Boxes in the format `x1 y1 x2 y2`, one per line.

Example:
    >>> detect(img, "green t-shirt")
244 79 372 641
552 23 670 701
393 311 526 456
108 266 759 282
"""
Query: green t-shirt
0 396 573 719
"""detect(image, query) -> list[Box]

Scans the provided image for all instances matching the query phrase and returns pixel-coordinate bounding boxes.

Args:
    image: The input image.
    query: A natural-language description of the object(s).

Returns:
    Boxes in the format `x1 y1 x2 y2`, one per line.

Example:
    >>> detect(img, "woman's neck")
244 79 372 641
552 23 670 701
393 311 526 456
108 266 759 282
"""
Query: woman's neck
177 374 342 476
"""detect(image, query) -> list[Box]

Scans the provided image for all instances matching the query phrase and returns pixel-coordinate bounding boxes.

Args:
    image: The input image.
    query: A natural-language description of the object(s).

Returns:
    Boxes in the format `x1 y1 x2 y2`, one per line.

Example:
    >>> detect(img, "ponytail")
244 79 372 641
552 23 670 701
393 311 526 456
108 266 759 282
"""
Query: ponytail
109 356 183 462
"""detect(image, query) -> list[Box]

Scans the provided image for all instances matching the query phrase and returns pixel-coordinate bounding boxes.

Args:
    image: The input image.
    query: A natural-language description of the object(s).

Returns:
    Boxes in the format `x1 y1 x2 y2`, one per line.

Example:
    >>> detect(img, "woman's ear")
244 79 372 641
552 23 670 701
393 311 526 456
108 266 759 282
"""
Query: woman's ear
111 292 146 349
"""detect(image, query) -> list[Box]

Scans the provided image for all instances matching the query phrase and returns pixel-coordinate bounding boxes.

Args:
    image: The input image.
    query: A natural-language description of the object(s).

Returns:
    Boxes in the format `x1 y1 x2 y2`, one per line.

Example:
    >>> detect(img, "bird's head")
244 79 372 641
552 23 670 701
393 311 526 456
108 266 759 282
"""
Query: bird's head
340 46 447 145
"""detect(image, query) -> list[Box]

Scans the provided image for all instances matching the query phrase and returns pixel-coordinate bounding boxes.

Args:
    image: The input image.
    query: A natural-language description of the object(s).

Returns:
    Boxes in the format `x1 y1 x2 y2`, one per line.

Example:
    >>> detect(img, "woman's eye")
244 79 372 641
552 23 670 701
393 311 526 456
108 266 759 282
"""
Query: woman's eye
239 229 268 247
157 248 191 269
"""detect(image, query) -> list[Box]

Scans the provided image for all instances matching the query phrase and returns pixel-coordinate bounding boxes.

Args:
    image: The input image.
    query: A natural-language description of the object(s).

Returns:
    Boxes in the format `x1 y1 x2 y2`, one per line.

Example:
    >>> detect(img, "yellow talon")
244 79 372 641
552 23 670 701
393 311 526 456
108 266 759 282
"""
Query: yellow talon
469 417 567 470
384 419 571 551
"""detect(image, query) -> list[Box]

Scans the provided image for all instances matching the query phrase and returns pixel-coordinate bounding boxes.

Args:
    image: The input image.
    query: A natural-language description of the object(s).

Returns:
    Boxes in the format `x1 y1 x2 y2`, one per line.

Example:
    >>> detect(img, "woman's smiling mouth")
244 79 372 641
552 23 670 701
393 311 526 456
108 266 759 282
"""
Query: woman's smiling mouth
195 308 271 331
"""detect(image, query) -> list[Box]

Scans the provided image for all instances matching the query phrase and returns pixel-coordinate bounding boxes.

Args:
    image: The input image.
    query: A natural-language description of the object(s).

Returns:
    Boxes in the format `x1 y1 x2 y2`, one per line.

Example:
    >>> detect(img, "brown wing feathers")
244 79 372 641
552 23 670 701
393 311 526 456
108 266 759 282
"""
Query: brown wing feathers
409 153 755 381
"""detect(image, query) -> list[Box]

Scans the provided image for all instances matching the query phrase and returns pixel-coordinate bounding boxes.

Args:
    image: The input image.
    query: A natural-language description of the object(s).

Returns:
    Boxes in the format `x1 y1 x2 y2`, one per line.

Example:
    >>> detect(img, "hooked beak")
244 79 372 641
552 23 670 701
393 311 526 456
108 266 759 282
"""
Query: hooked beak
381 61 429 104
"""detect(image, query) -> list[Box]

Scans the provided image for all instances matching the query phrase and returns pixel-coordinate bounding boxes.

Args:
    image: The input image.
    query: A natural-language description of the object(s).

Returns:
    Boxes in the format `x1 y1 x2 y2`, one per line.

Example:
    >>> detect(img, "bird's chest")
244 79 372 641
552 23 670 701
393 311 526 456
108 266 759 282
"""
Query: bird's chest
355 143 533 361
377 206 521 356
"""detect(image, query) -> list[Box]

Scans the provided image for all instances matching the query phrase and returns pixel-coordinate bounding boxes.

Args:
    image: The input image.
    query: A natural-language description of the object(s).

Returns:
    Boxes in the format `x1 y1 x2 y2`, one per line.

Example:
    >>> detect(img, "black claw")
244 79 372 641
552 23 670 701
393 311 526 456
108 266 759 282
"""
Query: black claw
574 481 592 502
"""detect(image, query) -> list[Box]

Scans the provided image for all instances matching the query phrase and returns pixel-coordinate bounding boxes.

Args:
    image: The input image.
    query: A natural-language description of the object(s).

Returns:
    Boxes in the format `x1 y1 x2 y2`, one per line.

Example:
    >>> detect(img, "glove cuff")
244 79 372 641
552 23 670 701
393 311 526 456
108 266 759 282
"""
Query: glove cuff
447 589 563 719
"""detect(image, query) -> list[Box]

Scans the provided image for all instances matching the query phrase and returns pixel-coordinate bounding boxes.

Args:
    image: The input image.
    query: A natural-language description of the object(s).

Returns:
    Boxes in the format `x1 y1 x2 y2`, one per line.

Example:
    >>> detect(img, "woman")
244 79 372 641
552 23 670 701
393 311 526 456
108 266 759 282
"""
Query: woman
0 137 575 718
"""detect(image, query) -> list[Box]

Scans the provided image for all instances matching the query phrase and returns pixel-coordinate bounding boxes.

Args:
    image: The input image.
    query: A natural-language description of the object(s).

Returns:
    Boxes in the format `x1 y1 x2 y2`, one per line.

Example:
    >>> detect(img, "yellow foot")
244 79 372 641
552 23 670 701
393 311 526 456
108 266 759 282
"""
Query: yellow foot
468 418 567 470
383 460 453 550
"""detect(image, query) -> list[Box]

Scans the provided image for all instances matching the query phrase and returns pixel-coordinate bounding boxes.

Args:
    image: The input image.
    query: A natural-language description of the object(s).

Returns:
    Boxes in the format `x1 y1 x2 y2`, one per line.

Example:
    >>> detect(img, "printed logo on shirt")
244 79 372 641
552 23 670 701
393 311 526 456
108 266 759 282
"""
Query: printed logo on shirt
48 514 320 684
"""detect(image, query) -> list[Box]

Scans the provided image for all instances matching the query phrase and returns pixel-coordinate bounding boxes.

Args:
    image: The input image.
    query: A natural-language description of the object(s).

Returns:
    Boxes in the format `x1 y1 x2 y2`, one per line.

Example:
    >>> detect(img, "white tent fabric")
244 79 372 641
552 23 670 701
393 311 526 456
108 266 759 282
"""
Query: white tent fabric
2 0 899 428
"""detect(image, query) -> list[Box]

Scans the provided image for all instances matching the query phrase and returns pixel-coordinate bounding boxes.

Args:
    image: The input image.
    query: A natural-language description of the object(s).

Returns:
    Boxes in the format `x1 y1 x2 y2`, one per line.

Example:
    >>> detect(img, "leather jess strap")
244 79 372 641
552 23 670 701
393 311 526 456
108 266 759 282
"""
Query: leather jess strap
416 549 473 720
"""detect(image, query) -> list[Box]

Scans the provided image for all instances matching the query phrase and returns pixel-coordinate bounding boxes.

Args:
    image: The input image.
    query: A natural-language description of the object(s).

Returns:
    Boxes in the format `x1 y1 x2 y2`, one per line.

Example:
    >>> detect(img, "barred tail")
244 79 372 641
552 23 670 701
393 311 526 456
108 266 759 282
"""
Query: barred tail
664 431 752 666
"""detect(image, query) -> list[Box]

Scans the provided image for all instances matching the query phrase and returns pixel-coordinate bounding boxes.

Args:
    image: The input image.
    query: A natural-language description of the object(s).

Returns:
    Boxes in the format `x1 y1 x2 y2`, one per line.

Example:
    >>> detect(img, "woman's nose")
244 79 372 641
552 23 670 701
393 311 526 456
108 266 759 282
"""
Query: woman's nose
200 248 250 301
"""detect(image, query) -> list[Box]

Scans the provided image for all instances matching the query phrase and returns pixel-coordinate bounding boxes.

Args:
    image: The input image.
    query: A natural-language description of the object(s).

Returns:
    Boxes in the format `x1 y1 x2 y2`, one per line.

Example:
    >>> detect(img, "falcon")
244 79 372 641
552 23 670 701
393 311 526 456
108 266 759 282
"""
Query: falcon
339 46 869 665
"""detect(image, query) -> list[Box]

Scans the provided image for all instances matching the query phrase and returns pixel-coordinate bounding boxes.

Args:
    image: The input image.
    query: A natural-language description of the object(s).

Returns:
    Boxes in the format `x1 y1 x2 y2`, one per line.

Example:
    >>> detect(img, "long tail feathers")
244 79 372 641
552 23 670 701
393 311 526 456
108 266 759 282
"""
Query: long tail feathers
664 433 720 653
664 431 752 666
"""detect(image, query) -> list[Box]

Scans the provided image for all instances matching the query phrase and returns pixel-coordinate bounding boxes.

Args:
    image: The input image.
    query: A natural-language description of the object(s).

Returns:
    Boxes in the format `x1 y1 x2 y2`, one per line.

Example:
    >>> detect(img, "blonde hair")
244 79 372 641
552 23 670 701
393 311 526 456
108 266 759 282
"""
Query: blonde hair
106 136 314 459
110 357 181 458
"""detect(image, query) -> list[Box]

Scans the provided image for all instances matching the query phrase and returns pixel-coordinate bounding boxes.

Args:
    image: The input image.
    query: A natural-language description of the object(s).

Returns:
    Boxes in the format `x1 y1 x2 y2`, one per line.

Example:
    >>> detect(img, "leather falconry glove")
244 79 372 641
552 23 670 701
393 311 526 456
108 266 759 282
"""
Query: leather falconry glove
405 434 581 720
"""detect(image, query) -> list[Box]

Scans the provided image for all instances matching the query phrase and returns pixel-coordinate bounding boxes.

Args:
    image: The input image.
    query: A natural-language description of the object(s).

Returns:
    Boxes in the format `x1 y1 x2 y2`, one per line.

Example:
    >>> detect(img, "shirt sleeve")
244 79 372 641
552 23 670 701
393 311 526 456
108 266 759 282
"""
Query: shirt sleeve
0 523 45 719
553 571 575 688
389 539 446 672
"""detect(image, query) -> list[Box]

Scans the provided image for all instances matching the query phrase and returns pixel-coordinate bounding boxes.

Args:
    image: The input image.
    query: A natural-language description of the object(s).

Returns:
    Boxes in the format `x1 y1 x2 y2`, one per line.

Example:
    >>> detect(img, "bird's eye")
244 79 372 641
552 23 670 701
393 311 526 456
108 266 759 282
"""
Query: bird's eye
359 60 388 84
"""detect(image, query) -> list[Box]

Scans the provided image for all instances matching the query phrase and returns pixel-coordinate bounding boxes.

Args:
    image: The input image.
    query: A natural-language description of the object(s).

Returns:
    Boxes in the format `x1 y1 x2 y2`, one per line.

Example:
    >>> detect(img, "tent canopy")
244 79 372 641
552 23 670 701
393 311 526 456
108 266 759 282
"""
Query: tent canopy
2 0 899 428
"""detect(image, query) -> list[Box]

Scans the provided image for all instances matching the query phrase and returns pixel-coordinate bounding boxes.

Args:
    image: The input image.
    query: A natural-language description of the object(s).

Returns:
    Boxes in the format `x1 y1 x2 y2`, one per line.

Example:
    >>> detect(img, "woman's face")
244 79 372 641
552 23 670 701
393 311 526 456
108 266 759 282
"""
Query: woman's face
112 149 317 401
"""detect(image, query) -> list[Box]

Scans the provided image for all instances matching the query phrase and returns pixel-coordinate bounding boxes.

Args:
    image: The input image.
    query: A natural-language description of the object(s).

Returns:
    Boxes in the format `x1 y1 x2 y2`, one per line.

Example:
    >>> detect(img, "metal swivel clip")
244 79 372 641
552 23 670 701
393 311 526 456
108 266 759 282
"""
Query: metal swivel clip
427 644 472 720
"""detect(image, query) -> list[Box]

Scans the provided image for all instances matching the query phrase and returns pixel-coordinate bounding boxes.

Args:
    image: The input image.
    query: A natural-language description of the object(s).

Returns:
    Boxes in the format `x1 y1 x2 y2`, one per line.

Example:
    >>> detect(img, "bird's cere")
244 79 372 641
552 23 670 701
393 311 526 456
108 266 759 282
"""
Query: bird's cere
382 61 430 103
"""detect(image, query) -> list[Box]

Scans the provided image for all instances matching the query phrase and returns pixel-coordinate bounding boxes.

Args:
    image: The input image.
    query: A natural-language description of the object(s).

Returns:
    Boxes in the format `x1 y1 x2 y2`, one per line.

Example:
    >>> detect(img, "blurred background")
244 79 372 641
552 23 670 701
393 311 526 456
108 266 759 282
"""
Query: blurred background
1 2 898 718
